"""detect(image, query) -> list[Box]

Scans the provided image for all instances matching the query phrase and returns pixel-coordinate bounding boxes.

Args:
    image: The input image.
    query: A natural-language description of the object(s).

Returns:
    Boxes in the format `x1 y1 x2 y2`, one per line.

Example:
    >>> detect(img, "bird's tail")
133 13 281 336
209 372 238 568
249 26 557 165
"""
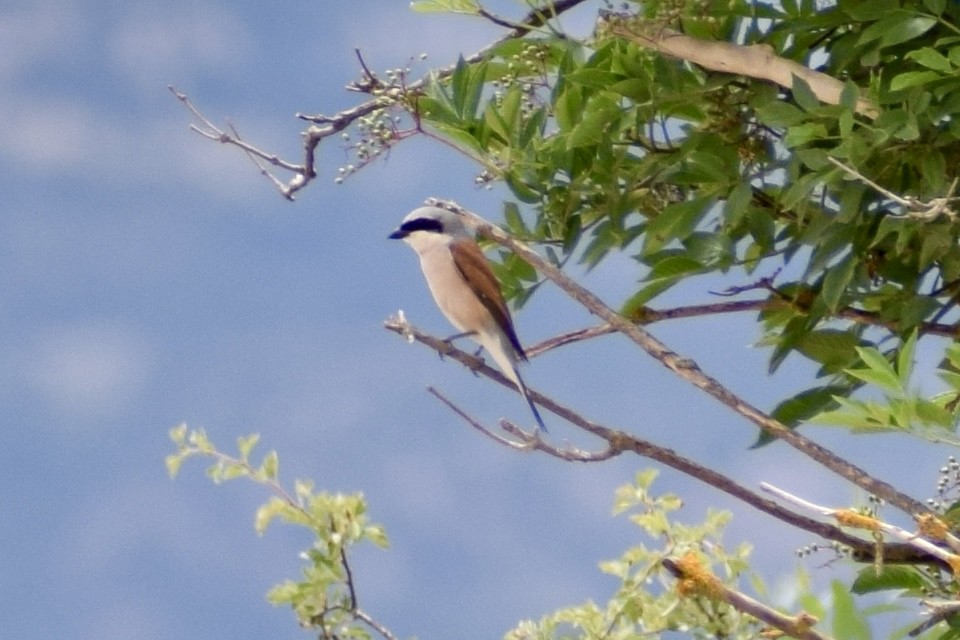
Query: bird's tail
482 334 548 433
510 365 548 433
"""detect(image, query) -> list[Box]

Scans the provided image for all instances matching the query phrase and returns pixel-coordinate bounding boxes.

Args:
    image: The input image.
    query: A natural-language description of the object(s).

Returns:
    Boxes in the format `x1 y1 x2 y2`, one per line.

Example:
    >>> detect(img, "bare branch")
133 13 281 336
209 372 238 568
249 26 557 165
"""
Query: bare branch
172 1 592 200
425 198 932 519
828 156 960 220
599 15 879 118
384 314 943 566
427 386 537 452
527 298 960 358
227 121 291 195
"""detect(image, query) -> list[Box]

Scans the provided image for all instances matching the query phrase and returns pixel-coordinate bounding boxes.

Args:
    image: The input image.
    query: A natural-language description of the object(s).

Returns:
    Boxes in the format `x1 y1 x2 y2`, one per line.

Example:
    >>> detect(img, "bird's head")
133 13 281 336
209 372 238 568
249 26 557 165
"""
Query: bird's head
389 206 470 250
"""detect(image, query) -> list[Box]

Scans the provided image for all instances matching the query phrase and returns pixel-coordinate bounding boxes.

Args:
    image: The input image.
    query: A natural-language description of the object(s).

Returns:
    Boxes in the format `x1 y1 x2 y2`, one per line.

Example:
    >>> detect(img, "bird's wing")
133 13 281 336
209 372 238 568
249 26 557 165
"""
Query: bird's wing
449 238 527 361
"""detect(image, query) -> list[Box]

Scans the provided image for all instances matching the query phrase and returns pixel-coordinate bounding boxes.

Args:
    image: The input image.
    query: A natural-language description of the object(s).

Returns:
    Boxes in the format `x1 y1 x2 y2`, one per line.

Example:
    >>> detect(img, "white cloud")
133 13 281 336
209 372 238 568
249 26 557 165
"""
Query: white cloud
0 95 100 168
0 0 88 81
107 3 249 89
24 321 153 423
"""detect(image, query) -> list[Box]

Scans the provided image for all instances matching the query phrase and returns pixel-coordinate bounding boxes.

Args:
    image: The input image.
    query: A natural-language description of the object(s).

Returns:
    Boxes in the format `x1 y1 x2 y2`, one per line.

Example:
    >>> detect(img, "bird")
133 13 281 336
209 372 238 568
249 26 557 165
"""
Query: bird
389 205 548 433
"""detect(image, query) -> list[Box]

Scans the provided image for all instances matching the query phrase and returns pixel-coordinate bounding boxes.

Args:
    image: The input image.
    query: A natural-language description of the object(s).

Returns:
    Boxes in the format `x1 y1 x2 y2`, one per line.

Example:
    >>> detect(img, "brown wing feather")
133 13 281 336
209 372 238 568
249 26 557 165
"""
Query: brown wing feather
449 238 527 360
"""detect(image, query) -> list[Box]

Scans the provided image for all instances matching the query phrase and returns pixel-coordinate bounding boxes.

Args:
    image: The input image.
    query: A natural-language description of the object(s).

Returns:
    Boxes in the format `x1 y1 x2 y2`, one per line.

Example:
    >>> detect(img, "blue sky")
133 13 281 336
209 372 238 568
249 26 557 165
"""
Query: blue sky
1 1 952 638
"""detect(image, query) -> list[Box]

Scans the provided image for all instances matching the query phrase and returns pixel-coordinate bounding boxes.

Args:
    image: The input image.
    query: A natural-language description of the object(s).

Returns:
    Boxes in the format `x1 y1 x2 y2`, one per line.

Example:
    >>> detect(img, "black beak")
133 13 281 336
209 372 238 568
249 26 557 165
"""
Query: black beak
388 228 407 240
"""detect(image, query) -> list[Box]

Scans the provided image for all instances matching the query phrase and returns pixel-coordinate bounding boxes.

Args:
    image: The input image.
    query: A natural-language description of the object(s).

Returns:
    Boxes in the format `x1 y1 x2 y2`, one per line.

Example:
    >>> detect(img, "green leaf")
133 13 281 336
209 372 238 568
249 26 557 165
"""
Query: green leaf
424 121 483 155
794 330 860 367
165 453 185 478
859 13 937 47
755 101 807 126
622 257 704 311
881 14 937 47
914 398 955 427
831 581 871 640
890 70 942 92
724 182 752 228
410 0 479 13
839 81 860 111
260 450 279 480
237 433 260 462
852 346 902 393
554 88 582 133
565 68 623 88
792 75 821 111
771 385 848 426
820 254 857 312
502 202 527 235
364 524 390 548
684 232 734 267
906 47 954 72
784 122 829 147
897 330 918 386
567 95 621 148
851 565 927 594
254 496 288 535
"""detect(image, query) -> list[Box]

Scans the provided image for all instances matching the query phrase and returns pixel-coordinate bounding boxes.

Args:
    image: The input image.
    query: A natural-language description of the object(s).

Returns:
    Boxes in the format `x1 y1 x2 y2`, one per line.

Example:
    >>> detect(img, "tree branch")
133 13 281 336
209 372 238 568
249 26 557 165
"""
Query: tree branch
426 198 931 520
171 0 591 200
599 14 879 119
384 315 943 567
663 553 831 640
527 299 959 359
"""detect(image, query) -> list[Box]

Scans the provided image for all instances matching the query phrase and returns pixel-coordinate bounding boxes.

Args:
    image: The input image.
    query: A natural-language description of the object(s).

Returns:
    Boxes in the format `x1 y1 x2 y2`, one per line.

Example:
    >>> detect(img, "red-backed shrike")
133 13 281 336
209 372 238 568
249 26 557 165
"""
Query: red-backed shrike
390 206 547 432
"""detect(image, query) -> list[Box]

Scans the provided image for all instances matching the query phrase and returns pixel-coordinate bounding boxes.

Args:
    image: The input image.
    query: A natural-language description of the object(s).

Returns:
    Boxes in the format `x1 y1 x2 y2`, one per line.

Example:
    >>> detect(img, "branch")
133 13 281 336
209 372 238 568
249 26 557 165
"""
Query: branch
428 386 621 461
663 553 831 640
527 299 960 358
911 599 960 637
426 198 931 520
599 15 879 119
171 0 591 200
828 156 960 220
761 482 960 574
384 314 942 567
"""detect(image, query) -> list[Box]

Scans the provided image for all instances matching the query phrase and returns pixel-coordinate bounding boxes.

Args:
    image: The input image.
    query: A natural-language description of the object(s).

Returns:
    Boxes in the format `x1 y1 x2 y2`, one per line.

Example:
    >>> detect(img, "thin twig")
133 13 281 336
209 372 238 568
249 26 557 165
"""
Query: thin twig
910 599 960 637
427 386 536 451
354 609 399 640
228 121 290 196
828 157 960 220
527 299 960 358
340 542 357 610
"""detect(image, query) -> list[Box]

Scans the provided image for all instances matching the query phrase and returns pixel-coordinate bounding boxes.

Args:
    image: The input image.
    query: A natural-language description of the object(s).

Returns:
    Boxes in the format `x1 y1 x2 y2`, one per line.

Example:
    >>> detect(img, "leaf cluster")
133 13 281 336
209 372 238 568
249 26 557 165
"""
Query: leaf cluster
413 0 960 427
167 426 389 640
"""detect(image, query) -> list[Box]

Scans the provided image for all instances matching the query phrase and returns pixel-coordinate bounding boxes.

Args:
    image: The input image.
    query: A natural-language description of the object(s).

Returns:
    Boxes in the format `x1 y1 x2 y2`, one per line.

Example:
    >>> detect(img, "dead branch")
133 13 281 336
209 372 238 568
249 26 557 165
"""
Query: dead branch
828 156 960 220
171 0 591 200
600 15 879 119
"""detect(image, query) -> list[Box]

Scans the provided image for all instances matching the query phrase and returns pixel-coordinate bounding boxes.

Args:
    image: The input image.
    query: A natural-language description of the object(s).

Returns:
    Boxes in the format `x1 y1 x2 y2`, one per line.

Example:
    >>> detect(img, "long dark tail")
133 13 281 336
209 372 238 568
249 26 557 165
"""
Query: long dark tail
512 366 548 433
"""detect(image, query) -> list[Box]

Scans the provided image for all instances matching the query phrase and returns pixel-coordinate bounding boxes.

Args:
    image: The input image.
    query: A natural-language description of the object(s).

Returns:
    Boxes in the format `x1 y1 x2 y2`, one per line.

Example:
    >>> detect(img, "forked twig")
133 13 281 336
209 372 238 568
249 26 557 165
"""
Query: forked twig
828 156 960 220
